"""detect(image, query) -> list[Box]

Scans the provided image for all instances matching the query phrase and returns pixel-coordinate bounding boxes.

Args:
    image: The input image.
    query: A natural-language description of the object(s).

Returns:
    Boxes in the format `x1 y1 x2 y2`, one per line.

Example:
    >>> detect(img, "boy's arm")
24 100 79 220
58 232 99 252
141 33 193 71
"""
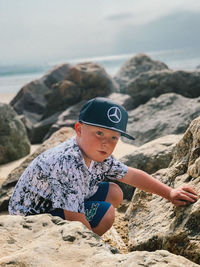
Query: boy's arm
120 167 198 206
63 210 92 230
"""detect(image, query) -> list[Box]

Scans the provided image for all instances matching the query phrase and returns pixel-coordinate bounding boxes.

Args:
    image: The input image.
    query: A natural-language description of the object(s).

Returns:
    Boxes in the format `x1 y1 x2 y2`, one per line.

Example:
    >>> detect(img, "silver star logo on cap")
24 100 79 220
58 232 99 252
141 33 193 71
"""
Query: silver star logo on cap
107 106 122 123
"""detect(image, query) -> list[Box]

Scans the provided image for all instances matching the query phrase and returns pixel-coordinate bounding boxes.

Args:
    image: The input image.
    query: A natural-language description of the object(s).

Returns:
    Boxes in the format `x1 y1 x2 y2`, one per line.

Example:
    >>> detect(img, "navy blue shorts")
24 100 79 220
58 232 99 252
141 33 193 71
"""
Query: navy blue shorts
50 182 111 228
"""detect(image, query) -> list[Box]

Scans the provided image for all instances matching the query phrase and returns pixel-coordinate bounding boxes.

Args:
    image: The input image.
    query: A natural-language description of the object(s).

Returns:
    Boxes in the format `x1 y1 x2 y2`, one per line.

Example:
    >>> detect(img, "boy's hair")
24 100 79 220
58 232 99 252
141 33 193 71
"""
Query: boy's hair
79 97 135 140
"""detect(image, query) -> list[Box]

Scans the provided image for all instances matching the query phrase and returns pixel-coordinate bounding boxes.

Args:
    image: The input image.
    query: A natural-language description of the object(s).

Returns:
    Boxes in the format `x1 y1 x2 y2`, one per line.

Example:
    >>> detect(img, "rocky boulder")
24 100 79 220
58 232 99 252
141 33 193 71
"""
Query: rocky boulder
0 103 30 164
45 62 118 117
124 69 200 109
0 214 199 267
121 134 182 174
125 116 200 265
10 62 117 143
10 63 72 122
114 53 169 92
0 127 75 211
125 93 200 146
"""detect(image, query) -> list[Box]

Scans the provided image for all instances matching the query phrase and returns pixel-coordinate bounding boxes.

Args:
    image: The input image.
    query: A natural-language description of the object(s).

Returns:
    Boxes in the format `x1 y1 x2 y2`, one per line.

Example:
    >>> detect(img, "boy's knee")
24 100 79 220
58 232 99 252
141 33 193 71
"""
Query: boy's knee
92 204 115 236
106 182 123 208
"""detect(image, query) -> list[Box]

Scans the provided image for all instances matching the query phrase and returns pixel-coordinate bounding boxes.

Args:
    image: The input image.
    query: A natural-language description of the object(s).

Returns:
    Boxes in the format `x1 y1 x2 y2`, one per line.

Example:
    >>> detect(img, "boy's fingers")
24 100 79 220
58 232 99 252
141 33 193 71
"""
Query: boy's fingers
182 185 197 196
183 190 198 201
174 199 188 206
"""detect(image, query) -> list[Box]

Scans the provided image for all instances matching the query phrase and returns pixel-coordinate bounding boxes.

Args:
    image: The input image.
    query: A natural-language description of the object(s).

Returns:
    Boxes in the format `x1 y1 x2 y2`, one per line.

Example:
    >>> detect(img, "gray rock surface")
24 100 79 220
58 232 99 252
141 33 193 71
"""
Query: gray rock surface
114 53 168 92
126 116 200 265
125 93 200 146
0 103 30 164
11 63 72 120
45 62 118 117
125 69 200 109
121 134 182 174
0 214 199 267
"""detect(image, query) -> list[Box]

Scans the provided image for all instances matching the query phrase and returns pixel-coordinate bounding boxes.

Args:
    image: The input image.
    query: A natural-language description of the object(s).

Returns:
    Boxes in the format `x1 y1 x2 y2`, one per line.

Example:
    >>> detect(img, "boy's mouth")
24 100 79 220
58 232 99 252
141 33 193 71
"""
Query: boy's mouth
98 150 107 156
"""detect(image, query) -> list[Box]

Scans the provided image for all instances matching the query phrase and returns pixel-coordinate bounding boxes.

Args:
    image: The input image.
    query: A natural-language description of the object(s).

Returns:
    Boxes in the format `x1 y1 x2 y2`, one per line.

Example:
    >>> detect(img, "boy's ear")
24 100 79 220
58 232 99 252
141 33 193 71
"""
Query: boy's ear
75 122 82 136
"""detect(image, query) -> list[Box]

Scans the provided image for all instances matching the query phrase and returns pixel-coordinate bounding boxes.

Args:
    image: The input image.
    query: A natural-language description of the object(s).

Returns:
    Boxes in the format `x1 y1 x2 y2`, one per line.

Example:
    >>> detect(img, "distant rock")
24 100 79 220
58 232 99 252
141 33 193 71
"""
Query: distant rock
0 103 30 164
0 127 74 212
11 63 72 122
45 62 118 117
125 69 200 109
125 93 200 146
114 53 168 92
125 116 200 265
0 214 199 267
11 62 117 143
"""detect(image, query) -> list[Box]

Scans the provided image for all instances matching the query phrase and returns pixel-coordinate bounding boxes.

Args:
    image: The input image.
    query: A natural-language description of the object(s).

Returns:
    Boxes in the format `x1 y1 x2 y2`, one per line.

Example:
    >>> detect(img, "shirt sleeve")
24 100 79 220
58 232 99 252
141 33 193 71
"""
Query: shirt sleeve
105 156 128 180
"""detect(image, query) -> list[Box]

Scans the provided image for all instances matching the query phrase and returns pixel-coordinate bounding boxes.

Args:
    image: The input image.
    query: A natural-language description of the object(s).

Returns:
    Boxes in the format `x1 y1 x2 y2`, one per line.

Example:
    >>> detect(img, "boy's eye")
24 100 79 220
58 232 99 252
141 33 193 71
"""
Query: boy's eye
97 131 103 136
112 136 119 141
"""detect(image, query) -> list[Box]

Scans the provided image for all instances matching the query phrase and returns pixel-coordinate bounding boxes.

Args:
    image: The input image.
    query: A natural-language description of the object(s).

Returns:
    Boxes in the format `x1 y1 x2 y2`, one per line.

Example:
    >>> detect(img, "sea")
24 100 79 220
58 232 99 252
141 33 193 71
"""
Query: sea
1 47 200 96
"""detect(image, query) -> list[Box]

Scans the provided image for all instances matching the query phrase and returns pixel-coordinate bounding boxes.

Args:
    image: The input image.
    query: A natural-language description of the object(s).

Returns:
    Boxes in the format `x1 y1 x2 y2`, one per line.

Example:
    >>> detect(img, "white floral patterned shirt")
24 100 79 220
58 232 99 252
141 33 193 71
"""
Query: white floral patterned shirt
9 136 128 215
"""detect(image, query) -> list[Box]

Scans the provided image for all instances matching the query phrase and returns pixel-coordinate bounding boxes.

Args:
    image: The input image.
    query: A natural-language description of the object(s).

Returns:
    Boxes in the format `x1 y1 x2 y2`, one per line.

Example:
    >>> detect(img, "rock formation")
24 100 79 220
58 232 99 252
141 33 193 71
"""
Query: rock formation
0 103 30 164
125 116 200 264
10 63 117 143
0 214 199 267
125 69 200 109
126 93 200 146
114 53 169 92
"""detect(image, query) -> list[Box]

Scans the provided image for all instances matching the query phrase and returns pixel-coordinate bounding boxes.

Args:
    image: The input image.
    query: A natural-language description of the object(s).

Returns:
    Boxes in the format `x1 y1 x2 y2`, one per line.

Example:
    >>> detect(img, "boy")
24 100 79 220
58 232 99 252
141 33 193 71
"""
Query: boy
9 97 198 236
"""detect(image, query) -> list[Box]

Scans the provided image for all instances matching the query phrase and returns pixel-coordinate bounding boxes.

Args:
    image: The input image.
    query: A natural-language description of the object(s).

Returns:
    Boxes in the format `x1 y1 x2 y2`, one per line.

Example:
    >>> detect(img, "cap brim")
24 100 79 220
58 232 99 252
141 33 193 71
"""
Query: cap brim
79 120 135 140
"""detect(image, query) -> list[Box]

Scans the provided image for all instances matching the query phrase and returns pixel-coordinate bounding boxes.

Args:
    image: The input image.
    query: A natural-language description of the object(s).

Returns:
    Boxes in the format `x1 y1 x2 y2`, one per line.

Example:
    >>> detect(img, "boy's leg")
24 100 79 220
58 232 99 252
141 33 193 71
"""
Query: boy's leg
50 182 123 235
105 182 123 208
84 182 123 236
84 200 115 236
88 181 123 208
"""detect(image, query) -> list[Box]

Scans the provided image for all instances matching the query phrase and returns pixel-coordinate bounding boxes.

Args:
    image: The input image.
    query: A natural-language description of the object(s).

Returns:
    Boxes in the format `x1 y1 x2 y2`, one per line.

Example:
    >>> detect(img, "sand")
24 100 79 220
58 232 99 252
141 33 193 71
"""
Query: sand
0 93 16 104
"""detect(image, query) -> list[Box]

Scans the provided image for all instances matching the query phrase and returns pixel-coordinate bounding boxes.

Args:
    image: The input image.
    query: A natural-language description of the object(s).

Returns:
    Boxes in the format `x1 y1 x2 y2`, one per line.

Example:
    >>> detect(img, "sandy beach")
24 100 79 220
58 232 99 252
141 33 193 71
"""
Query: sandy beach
0 93 16 104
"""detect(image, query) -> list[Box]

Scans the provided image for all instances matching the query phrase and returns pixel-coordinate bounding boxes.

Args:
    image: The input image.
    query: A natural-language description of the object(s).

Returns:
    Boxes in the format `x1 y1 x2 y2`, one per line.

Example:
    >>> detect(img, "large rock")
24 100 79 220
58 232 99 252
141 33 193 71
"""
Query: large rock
10 63 72 121
125 116 200 264
0 127 75 212
114 53 169 92
0 214 199 267
45 62 118 117
121 134 182 174
125 93 200 146
11 62 118 143
0 103 30 164
125 69 200 109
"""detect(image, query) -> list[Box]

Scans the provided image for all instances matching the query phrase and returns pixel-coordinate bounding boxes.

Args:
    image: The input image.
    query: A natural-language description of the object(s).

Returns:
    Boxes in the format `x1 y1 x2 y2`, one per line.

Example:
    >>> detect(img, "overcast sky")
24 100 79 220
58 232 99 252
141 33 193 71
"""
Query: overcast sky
1 0 200 65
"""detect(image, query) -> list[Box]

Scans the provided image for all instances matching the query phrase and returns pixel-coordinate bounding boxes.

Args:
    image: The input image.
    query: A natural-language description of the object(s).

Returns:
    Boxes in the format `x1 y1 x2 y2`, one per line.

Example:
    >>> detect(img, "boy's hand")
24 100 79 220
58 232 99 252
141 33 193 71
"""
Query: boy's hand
169 185 198 206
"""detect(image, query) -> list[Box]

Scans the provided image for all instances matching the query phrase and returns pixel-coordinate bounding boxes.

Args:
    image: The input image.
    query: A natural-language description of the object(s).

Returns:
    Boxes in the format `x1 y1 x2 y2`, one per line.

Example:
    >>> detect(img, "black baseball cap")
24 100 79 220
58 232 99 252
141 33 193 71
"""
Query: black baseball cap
79 97 135 140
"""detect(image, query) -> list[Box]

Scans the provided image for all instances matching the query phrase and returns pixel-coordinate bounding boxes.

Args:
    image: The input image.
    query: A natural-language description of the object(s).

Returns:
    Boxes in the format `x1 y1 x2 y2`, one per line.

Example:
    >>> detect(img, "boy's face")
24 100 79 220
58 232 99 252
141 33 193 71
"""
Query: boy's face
75 122 120 166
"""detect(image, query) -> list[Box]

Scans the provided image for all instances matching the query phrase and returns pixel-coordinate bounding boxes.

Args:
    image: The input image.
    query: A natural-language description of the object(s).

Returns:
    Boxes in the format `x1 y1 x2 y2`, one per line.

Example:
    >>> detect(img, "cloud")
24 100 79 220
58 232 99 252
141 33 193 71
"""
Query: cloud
1 0 200 65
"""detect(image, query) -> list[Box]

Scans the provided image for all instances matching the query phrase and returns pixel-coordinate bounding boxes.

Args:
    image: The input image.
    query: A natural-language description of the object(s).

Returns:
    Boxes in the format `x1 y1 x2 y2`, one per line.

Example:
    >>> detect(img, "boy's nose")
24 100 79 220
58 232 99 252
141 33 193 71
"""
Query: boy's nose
102 137 109 145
